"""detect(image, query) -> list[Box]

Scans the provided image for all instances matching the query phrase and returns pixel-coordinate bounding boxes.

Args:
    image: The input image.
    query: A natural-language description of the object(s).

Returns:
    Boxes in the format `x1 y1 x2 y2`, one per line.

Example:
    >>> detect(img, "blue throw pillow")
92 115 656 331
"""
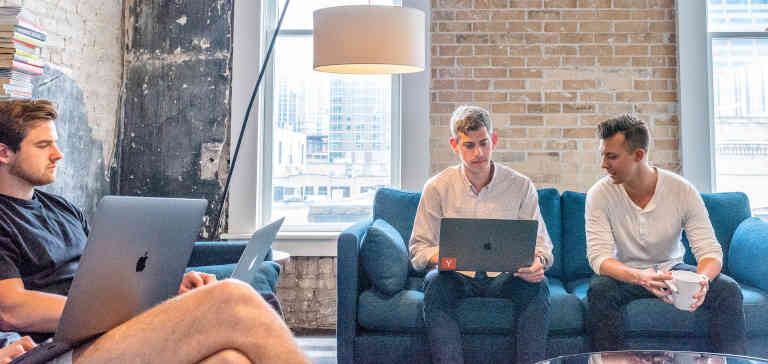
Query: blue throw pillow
360 218 409 296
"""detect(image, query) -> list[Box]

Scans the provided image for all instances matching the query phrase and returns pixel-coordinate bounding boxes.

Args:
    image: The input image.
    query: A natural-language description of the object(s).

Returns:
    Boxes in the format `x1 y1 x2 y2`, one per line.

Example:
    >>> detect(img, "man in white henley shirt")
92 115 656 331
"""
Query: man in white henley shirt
585 114 745 354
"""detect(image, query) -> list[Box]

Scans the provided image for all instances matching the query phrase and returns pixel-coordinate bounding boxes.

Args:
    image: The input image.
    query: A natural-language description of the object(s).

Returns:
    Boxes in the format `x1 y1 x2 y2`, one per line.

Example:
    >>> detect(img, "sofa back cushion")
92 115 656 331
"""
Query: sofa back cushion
538 188 563 278
561 191 593 280
373 188 422 244
360 219 411 295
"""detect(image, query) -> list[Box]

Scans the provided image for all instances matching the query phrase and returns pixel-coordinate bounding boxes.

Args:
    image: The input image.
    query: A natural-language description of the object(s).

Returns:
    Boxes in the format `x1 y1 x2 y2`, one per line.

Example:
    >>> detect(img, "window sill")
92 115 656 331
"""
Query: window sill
220 231 340 257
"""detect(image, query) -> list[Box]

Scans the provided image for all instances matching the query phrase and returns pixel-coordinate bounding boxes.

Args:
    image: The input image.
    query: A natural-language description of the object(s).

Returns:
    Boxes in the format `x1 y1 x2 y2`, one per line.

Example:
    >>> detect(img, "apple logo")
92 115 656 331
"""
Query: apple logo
136 251 149 272
483 242 492 251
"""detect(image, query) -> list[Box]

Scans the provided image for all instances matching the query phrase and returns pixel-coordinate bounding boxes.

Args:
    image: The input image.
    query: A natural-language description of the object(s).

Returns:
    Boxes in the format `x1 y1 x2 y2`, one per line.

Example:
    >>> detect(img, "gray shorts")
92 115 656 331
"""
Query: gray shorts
48 350 72 364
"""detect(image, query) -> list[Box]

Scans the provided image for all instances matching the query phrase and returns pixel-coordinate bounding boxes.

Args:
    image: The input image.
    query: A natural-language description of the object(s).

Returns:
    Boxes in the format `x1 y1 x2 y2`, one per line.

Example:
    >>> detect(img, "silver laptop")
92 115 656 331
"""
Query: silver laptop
230 217 285 282
11 196 207 364
438 218 538 272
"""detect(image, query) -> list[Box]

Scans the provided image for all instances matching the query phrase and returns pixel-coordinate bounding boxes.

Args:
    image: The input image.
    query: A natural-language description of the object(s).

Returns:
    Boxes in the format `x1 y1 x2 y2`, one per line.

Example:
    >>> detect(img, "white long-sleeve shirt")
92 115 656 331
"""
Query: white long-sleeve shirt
585 168 723 274
408 162 554 277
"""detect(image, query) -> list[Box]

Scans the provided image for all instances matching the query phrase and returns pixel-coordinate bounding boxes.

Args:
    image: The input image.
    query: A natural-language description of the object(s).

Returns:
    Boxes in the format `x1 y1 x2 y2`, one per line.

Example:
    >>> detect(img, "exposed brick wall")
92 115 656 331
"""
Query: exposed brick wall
430 0 679 192
277 257 337 330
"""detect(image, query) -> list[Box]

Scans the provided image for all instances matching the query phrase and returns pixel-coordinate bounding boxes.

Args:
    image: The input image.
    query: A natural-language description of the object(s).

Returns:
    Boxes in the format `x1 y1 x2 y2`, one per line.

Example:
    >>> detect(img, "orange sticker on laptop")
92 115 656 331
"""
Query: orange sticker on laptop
440 257 457 270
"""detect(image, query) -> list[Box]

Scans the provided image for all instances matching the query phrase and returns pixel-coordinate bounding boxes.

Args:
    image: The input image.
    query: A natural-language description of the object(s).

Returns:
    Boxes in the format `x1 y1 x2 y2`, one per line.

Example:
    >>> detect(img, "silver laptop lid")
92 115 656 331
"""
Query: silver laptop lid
230 217 285 282
438 218 538 272
55 196 207 344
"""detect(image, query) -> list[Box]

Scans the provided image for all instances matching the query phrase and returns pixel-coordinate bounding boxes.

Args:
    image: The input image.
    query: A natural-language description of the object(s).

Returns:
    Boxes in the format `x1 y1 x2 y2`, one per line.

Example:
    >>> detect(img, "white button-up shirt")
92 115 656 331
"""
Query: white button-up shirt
585 168 723 274
408 162 554 277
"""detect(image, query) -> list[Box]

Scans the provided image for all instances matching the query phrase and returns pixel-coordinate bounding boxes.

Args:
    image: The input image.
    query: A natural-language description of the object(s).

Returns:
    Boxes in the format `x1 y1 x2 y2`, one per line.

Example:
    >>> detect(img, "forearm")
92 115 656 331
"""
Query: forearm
696 257 722 281
596 258 643 285
0 289 66 333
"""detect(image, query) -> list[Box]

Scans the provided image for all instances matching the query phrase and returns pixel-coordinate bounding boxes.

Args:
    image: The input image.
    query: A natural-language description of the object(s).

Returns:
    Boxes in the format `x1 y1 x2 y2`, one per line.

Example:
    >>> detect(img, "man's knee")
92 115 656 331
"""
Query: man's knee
206 349 251 364
710 273 743 303
202 279 269 311
587 275 619 302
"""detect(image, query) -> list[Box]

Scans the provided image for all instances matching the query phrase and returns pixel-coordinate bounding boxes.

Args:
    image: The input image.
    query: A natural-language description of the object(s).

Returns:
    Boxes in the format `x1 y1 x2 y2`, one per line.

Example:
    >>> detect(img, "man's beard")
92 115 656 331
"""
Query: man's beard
9 161 55 187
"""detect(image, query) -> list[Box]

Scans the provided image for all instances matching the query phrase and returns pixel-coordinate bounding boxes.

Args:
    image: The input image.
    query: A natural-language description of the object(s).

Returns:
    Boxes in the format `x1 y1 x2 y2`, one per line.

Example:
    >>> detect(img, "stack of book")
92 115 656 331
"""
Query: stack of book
0 4 45 99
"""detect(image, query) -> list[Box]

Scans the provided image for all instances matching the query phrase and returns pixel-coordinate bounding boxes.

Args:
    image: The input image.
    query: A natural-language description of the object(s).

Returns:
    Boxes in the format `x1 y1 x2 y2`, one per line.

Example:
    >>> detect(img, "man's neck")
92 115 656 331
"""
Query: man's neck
623 164 657 203
0 172 35 200
465 162 494 193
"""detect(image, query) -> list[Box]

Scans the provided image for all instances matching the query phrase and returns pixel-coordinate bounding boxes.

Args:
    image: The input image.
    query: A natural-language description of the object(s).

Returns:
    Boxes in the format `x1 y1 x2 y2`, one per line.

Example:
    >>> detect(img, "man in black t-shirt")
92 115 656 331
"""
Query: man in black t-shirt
0 100 309 364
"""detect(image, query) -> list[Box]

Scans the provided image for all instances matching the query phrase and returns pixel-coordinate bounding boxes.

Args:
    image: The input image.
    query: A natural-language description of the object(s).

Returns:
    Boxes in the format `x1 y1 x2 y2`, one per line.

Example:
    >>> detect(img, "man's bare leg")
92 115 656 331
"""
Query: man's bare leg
71 279 309 364
199 350 250 364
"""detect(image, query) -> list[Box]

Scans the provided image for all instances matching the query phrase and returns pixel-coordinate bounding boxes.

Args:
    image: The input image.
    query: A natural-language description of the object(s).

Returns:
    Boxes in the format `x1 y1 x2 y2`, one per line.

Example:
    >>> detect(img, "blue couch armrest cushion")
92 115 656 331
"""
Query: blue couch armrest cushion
728 217 768 293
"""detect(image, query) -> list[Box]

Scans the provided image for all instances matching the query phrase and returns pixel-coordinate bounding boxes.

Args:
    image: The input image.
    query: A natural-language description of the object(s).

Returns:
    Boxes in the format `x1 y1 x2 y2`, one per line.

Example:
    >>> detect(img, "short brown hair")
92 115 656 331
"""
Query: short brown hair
450 105 492 139
596 114 650 152
0 99 58 152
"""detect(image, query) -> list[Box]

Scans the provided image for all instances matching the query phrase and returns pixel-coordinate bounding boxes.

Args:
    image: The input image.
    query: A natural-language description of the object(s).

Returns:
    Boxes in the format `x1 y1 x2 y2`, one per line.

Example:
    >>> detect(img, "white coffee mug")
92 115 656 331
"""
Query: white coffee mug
665 270 707 311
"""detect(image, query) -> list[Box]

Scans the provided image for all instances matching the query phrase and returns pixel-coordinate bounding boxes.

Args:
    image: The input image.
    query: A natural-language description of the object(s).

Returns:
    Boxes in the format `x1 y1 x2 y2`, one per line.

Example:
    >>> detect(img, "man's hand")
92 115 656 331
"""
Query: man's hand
634 267 674 303
514 255 545 283
178 271 217 295
0 336 35 364
429 252 439 267
689 275 710 311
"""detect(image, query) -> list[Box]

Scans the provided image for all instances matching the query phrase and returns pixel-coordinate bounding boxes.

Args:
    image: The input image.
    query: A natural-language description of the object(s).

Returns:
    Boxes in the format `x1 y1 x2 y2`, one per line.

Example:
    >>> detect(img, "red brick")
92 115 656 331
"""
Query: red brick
630 33 665 43
439 22 472 32
432 80 456 90
563 127 597 138
491 57 525 67
631 10 667 20
473 22 508 33
563 104 596 113
432 57 456 67
546 92 578 102
580 92 612 102
651 45 676 55
513 115 545 125
564 57 597 66
525 33 560 44
561 10 600 19
635 103 674 113
510 45 544 56
598 10 632 19
456 10 491 20
432 34 456 45
596 33 629 43
597 56 631 66
650 21 676 32
545 45 578 55
489 33 526 44
655 115 679 125
527 57 562 67
528 104 562 113
474 91 508 102
613 0 648 8
475 45 508 56
648 0 675 9
458 57 490 66
545 0 578 7
578 0 611 7
634 80 668 90
475 0 509 8
494 80 526 89
438 91 473 102
491 10 526 20
438 68 473 79
432 10 456 21
580 22 612 32
616 45 649 56
652 91 677 102
491 103 526 113
616 92 649 102
563 80 596 89
508 22 544 32
632 57 665 67
599 103 634 113
528 10 561 20
509 69 544 78
653 68 676 79
457 34 490 44
509 0 545 7
459 80 491 90
431 103 456 113
580 45 613 56
654 139 678 150
508 92 543 102
438 0 473 8
474 68 508 78
440 46 473 56
615 22 649 33
561 33 595 43
544 22 578 32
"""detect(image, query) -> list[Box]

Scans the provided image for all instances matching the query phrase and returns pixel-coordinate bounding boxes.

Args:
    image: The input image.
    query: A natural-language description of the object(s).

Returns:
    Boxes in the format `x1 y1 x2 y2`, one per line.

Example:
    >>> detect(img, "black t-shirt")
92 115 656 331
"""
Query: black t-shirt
0 190 89 296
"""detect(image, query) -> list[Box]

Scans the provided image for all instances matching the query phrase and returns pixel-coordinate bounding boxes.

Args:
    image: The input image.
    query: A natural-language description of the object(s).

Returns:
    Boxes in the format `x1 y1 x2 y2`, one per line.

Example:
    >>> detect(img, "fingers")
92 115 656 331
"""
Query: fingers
17 336 35 351
690 282 708 311
201 272 217 285
0 339 33 364
516 256 543 274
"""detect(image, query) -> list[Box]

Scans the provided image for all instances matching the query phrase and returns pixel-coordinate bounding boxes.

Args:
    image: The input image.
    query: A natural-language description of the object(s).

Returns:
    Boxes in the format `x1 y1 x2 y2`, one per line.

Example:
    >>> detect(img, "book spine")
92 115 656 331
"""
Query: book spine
14 25 46 42
16 17 44 34
11 59 42 75
13 53 43 67
11 39 38 55
13 32 43 47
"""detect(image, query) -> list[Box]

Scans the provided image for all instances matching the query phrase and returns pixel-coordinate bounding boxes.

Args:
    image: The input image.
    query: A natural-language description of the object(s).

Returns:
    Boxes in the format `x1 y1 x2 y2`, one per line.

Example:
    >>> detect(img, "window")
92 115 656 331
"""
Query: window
708 0 768 218
261 0 402 231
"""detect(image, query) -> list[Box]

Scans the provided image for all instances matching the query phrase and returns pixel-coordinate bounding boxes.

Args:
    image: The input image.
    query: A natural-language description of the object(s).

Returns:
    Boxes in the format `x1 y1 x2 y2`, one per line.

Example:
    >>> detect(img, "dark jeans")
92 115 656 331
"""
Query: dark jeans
586 263 746 354
422 269 551 364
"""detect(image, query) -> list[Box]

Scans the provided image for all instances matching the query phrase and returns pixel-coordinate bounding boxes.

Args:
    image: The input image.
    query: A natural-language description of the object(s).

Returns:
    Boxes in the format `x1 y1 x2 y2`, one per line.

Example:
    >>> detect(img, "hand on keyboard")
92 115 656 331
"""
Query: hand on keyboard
1 336 35 364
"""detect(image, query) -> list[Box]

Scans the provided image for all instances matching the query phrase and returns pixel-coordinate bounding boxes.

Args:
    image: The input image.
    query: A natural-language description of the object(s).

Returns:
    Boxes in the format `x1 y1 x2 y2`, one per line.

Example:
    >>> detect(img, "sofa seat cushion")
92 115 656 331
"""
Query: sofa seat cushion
569 279 768 337
187 261 280 293
358 278 585 335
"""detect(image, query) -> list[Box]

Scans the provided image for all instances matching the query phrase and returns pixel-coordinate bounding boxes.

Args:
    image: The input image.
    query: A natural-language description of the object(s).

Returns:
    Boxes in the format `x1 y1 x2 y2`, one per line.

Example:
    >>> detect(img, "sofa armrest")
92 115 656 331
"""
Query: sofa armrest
187 241 274 267
337 219 371 364
727 217 768 292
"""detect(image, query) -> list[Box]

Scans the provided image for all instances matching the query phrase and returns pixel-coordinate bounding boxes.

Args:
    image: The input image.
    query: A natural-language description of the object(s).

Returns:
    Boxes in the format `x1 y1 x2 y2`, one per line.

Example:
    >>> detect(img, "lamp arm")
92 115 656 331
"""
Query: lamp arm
211 0 290 237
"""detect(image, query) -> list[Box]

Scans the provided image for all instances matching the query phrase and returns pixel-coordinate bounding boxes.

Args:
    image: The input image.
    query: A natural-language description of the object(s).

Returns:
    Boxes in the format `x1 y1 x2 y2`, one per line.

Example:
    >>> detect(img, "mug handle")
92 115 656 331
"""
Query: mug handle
665 280 679 294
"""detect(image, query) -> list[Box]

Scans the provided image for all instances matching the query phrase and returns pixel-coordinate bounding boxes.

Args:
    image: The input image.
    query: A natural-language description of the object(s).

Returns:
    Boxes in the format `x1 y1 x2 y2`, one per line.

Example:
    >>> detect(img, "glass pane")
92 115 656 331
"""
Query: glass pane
279 0 401 30
708 0 768 32
271 35 393 228
711 37 768 218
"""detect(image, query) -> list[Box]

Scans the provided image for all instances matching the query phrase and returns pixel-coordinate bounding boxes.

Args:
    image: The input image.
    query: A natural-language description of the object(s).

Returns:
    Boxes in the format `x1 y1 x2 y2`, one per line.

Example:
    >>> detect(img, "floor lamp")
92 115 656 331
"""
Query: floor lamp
213 2 425 237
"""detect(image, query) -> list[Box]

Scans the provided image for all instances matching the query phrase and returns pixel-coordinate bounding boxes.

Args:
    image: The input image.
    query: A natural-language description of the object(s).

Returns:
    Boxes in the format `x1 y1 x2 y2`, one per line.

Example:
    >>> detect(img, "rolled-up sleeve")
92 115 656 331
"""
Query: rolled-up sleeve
409 183 442 272
519 181 554 269
585 188 616 275
683 185 723 265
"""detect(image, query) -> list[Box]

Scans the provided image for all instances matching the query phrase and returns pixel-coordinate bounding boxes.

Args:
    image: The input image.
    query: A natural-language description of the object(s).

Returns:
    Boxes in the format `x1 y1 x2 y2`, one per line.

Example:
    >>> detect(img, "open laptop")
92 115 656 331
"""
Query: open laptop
438 218 538 272
11 196 207 364
230 217 285 282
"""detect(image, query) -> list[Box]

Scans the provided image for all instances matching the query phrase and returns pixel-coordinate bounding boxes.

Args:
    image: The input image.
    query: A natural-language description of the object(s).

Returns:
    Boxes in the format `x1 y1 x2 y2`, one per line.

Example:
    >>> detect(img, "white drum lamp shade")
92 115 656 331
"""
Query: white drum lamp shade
313 5 425 74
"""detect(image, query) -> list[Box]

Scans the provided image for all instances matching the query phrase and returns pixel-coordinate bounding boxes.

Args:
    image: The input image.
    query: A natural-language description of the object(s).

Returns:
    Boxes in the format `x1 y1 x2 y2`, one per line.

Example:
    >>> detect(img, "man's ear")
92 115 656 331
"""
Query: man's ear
633 147 646 161
449 136 459 154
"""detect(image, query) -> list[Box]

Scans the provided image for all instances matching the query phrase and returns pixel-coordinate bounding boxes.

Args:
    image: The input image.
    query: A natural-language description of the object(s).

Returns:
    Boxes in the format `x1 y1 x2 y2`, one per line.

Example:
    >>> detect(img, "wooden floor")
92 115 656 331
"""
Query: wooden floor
296 333 336 364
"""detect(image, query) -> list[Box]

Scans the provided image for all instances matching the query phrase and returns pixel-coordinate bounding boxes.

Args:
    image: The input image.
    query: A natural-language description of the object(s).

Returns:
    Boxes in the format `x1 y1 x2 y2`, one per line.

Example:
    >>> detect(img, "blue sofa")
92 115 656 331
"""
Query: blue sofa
187 241 281 295
337 188 768 364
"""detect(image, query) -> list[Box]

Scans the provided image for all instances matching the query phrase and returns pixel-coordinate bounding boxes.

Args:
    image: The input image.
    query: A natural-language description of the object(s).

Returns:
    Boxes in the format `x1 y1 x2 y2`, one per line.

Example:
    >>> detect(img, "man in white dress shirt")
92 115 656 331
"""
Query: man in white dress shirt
409 105 553 364
585 114 745 354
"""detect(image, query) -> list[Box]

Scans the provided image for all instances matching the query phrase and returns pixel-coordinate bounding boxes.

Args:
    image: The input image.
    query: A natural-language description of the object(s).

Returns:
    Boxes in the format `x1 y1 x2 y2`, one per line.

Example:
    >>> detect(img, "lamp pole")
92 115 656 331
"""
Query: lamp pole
211 0 290 237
